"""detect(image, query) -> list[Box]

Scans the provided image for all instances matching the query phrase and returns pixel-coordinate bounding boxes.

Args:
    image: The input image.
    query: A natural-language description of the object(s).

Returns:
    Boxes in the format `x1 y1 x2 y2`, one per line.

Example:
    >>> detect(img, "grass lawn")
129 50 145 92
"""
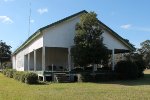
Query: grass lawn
0 70 150 100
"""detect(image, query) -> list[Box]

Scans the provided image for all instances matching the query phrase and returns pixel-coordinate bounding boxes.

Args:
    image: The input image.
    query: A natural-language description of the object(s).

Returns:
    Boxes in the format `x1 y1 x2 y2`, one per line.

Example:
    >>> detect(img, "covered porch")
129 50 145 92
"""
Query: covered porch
24 47 131 81
24 47 72 71
109 48 130 71
24 47 72 75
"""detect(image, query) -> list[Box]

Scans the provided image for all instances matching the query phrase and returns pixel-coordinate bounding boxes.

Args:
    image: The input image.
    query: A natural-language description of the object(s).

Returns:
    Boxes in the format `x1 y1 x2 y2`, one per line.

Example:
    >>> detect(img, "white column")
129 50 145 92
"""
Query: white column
68 48 71 71
28 53 30 71
42 46 45 71
112 49 115 71
34 50 36 71
121 54 124 60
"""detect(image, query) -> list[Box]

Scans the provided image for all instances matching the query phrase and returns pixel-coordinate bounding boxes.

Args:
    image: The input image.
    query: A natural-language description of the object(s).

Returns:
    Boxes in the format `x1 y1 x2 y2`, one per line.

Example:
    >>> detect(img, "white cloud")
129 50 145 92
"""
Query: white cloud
37 8 48 14
121 24 150 33
120 24 131 29
0 16 13 24
30 19 34 23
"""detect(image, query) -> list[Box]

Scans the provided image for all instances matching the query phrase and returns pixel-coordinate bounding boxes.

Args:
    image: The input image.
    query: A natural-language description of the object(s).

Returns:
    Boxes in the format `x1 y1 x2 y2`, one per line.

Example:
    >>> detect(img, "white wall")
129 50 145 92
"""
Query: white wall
24 36 43 55
13 13 131 71
14 49 25 71
43 15 80 48
12 35 43 71
43 15 129 51
102 30 129 50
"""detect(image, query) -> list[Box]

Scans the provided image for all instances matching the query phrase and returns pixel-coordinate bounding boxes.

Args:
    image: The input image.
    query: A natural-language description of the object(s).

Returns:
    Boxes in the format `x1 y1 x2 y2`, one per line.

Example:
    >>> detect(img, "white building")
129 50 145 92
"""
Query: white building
12 10 135 81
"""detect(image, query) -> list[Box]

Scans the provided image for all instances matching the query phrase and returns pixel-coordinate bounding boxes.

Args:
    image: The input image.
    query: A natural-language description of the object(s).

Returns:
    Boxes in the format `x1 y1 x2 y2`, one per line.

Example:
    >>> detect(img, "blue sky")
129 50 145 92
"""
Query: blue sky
0 0 150 52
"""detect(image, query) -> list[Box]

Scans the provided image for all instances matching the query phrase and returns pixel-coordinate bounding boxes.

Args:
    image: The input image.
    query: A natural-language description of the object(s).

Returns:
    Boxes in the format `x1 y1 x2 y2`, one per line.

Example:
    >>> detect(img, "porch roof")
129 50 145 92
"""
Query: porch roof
109 49 130 54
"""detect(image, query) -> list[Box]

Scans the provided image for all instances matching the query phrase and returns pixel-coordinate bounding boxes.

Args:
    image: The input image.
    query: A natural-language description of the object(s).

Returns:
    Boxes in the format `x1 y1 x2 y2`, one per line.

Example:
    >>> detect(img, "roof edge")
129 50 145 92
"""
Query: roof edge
12 30 41 55
12 10 88 55
98 20 136 51
12 10 135 55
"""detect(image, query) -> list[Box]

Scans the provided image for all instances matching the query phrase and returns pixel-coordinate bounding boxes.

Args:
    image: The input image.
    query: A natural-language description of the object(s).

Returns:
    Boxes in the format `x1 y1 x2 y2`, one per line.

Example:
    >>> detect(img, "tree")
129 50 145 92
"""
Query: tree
124 52 146 77
138 40 150 68
0 40 11 69
71 12 109 67
115 60 139 79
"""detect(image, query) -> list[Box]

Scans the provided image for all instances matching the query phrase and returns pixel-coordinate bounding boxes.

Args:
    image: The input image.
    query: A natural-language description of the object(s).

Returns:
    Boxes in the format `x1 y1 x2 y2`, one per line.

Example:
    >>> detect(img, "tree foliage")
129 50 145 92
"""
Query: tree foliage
115 60 139 80
71 12 109 67
124 53 146 77
0 40 11 68
138 40 150 68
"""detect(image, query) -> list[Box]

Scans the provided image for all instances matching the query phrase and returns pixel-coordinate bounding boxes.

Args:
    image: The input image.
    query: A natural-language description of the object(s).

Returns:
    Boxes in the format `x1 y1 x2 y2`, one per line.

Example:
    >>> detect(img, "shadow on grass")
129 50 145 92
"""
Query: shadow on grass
29 74 150 86
27 82 49 85
94 74 150 86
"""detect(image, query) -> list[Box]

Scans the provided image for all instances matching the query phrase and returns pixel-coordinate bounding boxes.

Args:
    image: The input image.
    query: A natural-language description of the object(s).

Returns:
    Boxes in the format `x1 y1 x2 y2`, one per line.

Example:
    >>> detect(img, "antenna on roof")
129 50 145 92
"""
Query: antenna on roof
28 2 31 38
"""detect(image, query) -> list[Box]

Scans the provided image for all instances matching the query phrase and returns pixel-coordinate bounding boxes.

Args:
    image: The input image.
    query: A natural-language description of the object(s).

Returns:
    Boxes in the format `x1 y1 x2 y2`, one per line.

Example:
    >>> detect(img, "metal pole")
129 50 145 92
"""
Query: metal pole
28 2 31 37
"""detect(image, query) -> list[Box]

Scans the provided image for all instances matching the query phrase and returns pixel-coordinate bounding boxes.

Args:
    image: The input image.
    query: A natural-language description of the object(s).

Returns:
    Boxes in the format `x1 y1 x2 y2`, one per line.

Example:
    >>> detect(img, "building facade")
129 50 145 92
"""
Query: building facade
12 10 135 81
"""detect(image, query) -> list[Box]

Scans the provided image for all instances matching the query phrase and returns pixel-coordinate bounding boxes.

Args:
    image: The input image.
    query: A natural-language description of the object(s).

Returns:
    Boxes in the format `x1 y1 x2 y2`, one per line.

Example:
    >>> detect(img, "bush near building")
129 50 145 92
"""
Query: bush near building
2 69 38 84
115 61 138 79
115 60 145 80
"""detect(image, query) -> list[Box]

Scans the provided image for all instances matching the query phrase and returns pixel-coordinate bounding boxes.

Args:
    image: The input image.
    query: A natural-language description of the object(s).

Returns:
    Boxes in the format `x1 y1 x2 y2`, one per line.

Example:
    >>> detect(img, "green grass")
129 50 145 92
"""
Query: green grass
0 70 150 100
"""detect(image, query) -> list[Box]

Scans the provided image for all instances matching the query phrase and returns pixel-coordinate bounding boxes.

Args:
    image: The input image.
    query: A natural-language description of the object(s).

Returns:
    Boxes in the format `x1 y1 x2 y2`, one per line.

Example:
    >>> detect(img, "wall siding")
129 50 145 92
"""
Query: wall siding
102 30 129 50
43 16 80 48
12 14 131 71
12 36 43 71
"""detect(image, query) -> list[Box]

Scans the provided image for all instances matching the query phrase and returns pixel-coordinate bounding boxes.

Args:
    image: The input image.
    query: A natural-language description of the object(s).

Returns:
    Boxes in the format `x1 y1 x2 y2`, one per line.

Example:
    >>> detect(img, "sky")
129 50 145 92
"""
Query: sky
0 0 150 52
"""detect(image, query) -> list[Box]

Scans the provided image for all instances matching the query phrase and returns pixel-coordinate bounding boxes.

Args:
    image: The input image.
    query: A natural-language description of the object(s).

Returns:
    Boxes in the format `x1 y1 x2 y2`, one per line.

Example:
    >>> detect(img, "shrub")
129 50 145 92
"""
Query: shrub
84 73 95 82
70 68 84 73
84 67 93 71
115 60 138 80
20 72 26 83
13 71 21 81
76 71 116 82
2 69 8 75
13 71 26 83
5 69 16 78
25 72 38 84
135 60 145 78
2 70 38 84
13 72 38 84
101 66 112 71
124 53 146 78
77 73 93 82
2 62 12 69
